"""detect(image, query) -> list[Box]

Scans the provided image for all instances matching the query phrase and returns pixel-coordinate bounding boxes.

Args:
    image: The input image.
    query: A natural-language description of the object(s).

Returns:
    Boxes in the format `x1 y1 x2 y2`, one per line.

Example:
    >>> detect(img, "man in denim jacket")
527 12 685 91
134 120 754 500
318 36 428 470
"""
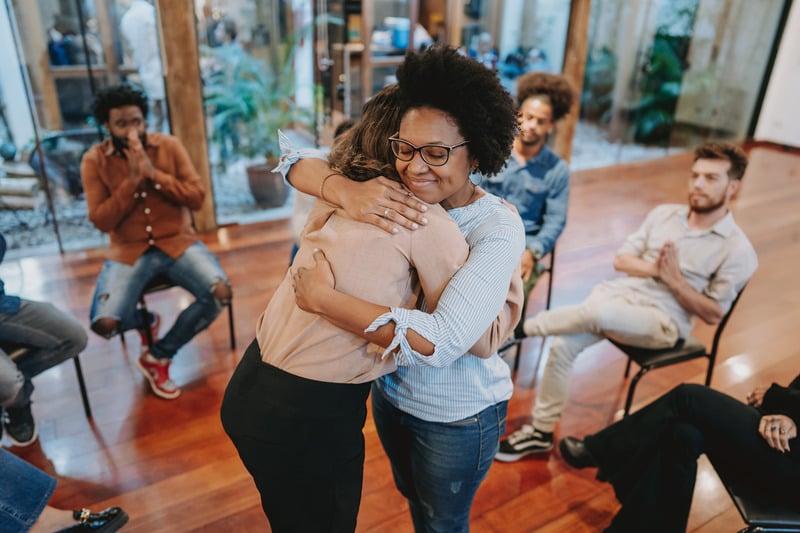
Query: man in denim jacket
483 72 574 336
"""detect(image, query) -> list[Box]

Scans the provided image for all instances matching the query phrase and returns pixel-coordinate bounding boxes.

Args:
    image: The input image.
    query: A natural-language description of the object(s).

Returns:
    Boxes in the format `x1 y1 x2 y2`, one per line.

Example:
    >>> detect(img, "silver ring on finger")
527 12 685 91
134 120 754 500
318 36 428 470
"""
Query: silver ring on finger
780 428 787 435
384 207 390 218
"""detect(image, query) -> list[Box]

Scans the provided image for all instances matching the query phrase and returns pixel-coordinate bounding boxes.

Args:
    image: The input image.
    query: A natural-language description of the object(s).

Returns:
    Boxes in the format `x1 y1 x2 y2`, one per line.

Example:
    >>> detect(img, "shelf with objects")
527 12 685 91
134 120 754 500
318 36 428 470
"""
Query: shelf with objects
327 0 433 120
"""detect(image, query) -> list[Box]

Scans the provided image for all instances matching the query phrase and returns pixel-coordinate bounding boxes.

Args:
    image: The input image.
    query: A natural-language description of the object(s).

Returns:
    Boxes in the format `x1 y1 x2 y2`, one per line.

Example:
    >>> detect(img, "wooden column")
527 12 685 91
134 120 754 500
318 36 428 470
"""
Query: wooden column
553 0 591 163
155 0 216 232
13 1 62 130
447 0 465 46
95 0 120 86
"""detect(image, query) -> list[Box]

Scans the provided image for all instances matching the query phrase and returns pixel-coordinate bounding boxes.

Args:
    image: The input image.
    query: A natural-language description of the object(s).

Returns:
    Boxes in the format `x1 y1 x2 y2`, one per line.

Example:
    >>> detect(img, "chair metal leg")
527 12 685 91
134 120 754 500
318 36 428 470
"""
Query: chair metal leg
73 356 92 419
227 301 236 350
704 356 714 386
139 298 155 349
545 266 555 311
623 367 649 417
624 357 632 378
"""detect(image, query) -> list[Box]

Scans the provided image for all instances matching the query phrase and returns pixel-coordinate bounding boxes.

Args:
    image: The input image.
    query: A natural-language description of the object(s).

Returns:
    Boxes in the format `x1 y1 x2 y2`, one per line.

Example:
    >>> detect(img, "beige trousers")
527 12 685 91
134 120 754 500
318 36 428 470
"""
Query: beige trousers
527 287 679 432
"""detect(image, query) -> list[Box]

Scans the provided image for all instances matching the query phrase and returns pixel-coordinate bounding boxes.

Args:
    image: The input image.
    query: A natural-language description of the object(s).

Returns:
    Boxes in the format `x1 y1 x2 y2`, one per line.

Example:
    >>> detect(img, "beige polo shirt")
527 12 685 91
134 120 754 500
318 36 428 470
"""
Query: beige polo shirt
603 204 758 338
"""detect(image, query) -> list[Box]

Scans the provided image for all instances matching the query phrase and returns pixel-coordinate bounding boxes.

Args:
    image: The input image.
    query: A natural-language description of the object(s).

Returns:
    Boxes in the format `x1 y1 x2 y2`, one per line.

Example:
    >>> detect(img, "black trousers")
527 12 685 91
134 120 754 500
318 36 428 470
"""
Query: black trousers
221 339 371 532
585 383 800 533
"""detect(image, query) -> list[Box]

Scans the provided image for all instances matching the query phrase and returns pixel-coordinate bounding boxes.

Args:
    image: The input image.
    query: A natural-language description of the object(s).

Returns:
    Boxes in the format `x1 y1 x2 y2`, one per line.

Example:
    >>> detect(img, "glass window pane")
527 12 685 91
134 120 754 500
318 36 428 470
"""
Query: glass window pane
199 0 314 225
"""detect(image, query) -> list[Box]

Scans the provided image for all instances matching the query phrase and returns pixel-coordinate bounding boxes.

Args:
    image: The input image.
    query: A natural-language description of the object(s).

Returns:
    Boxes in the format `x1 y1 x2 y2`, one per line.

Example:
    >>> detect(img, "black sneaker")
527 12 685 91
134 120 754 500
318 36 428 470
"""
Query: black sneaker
495 424 552 462
4 403 38 447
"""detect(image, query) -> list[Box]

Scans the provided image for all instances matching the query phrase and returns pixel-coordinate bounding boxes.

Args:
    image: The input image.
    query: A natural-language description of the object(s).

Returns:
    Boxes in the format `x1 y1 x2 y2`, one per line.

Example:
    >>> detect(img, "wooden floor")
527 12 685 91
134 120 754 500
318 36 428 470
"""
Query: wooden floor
3 143 798 532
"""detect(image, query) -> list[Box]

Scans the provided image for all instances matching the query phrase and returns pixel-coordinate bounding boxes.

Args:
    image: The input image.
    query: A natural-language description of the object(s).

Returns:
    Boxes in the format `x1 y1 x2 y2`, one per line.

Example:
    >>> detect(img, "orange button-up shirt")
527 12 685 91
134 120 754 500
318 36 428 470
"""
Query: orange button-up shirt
80 133 205 265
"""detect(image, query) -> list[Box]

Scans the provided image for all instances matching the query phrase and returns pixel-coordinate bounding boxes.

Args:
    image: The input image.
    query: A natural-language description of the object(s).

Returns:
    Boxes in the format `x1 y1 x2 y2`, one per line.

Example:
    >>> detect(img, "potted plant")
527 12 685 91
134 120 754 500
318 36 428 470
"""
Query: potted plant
201 32 312 207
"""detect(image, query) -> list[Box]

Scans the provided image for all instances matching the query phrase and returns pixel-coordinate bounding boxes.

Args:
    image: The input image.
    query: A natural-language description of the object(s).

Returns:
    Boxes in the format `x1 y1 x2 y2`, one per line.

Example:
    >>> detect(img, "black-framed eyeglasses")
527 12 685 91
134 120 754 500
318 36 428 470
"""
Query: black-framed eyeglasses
389 136 470 167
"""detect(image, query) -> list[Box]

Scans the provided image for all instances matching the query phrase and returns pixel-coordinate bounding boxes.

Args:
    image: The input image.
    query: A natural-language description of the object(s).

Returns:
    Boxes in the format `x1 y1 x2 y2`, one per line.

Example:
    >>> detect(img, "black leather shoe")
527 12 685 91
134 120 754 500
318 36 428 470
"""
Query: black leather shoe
559 436 597 469
55 507 129 532
4 402 37 447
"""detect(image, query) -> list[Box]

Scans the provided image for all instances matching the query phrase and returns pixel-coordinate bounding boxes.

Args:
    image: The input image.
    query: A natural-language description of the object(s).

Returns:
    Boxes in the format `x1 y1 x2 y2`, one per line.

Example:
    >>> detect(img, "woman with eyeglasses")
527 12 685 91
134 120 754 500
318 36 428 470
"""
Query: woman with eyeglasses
221 82 522 533
288 45 523 532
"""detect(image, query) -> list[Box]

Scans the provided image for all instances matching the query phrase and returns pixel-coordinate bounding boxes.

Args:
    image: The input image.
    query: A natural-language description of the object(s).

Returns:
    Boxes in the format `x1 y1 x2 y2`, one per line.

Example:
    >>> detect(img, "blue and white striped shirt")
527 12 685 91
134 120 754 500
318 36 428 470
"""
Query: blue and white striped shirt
372 194 525 422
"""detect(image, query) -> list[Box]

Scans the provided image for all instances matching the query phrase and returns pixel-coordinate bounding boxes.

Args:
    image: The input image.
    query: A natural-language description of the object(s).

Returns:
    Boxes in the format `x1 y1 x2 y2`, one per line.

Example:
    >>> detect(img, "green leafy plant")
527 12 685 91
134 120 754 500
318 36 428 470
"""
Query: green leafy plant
628 36 687 145
201 36 312 161
580 46 617 123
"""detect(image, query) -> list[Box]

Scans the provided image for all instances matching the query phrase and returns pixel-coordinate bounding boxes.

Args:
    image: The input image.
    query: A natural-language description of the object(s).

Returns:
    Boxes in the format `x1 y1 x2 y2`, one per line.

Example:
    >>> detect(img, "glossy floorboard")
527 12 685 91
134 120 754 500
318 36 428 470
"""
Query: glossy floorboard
3 143 797 532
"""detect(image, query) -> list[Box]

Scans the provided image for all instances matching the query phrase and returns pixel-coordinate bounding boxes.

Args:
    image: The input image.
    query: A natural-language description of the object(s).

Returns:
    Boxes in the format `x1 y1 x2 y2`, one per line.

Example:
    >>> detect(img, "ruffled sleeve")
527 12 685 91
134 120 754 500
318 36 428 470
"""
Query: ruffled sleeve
272 130 328 179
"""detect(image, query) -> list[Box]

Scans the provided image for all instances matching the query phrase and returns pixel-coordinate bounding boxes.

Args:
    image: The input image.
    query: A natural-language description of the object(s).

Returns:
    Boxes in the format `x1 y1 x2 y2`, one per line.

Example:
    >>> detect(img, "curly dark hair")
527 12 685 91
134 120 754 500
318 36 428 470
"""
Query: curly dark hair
395 45 517 177
328 84 402 182
515 72 575 122
91 84 149 125
694 142 748 181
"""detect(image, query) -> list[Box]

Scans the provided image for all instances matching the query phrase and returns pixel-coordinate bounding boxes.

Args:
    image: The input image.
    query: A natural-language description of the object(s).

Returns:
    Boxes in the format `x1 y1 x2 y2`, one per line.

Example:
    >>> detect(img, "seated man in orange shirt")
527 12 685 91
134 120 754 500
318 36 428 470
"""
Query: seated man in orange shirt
81 84 231 400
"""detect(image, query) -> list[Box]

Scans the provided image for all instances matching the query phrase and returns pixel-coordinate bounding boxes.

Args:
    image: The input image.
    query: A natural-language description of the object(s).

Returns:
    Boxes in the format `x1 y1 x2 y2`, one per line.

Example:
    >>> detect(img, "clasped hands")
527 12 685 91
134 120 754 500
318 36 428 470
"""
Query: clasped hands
655 241 682 287
125 129 155 185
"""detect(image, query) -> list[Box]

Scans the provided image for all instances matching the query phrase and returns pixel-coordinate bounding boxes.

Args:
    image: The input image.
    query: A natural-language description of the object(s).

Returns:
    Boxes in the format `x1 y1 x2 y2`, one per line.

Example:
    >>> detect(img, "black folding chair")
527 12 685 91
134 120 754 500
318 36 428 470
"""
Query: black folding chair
0 341 92 419
612 285 747 416
120 274 236 351
499 245 556 373
715 464 800 532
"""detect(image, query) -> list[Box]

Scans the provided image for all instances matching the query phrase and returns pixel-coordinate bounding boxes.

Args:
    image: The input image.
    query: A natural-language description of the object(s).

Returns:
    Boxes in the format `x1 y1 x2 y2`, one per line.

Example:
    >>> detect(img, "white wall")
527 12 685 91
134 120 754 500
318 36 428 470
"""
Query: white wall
0 4 35 149
754 0 800 147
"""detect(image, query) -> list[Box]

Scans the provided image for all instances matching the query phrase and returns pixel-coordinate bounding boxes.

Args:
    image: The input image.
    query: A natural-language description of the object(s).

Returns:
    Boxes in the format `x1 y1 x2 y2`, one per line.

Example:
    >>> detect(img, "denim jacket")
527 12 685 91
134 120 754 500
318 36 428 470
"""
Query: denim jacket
0 234 20 314
482 144 569 258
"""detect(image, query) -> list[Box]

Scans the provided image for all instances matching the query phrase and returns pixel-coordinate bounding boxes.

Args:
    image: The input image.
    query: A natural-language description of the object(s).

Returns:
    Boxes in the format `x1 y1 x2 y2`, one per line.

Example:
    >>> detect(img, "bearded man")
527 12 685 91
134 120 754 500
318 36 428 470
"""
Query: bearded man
495 142 758 461
482 72 575 337
81 84 230 400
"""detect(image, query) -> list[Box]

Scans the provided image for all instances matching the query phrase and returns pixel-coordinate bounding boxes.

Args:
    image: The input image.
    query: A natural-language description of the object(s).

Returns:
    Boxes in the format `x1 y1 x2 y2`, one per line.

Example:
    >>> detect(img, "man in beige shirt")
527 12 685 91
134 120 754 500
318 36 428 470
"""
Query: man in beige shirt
497 142 758 461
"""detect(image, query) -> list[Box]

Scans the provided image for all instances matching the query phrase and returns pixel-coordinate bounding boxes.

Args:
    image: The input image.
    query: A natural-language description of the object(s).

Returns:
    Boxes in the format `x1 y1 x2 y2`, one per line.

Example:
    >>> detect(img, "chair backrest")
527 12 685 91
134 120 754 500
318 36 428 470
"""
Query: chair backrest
709 282 748 361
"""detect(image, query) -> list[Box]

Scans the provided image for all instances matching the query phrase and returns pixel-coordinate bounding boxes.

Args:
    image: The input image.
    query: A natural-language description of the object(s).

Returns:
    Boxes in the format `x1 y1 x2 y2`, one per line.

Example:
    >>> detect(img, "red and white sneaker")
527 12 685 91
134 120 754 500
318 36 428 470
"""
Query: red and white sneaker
138 312 161 349
135 349 180 399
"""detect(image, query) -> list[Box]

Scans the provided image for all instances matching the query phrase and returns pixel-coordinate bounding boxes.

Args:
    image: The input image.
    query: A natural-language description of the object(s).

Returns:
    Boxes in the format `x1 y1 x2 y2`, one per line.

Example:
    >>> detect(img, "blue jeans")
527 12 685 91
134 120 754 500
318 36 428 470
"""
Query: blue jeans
371 385 507 532
0 448 56 531
90 242 228 359
0 299 87 407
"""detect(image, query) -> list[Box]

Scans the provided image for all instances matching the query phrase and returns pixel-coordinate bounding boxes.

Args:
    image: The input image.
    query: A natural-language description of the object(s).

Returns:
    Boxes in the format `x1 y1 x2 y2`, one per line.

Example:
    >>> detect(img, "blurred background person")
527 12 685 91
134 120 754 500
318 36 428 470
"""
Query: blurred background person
120 0 166 133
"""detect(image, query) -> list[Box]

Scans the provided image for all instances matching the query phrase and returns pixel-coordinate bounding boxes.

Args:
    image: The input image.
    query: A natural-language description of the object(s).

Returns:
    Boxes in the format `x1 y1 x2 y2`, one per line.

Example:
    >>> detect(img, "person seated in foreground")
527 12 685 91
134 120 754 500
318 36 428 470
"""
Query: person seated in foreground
1 448 128 532
80 84 231 400
496 142 758 461
558 375 800 532
0 234 87 447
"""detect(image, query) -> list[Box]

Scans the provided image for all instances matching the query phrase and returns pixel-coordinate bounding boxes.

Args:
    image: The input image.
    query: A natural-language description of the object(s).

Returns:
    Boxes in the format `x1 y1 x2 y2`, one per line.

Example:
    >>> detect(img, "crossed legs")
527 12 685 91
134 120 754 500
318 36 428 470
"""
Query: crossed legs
525 287 679 432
